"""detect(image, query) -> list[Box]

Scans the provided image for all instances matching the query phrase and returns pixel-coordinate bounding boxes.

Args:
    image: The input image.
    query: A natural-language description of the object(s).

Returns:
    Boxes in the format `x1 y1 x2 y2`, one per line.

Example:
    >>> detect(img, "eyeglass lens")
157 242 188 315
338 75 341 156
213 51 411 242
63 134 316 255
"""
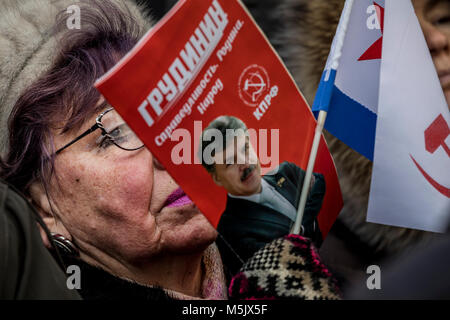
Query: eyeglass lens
101 109 144 150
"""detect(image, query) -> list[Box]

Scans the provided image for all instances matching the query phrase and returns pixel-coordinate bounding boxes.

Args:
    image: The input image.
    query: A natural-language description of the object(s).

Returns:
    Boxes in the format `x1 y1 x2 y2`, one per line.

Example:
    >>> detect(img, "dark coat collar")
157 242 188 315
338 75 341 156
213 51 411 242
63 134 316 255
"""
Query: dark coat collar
61 256 172 300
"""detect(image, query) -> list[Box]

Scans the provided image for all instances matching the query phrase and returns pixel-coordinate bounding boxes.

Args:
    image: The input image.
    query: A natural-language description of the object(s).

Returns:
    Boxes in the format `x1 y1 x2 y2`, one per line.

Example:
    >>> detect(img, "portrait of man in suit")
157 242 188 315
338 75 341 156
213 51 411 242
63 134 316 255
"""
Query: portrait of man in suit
198 115 326 274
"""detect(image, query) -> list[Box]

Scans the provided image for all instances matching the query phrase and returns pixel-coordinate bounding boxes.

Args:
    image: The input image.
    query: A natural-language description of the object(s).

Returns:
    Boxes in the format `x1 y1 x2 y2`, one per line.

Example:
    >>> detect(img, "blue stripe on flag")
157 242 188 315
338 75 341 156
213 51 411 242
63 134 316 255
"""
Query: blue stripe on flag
312 70 337 113
324 86 377 161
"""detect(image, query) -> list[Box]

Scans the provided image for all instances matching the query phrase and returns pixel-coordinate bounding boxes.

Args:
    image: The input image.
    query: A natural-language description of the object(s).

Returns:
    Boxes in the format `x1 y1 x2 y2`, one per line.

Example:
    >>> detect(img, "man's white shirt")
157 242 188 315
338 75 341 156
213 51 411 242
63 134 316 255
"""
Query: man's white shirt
228 179 297 221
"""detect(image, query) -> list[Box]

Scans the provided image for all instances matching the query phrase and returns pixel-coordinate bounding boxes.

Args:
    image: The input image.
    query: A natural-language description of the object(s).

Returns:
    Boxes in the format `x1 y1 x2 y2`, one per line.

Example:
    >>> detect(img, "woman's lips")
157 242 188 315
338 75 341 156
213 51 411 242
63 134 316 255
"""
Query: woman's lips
163 187 193 208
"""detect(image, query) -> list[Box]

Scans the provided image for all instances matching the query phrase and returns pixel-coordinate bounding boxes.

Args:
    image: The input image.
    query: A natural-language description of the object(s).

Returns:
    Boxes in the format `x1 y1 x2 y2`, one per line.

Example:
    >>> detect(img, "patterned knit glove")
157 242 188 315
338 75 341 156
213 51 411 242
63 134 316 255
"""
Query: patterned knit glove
229 234 341 300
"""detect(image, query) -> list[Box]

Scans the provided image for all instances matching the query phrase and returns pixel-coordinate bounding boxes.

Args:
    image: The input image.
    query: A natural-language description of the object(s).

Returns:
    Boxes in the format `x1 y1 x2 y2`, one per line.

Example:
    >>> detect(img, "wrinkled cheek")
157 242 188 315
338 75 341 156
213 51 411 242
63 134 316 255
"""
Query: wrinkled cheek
101 171 153 220
47 179 89 228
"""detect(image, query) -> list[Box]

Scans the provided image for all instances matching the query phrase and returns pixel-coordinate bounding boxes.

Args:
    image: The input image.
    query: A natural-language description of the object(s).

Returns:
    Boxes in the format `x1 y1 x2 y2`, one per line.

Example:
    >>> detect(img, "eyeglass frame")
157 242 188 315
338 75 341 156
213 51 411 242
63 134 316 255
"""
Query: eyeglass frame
55 108 145 155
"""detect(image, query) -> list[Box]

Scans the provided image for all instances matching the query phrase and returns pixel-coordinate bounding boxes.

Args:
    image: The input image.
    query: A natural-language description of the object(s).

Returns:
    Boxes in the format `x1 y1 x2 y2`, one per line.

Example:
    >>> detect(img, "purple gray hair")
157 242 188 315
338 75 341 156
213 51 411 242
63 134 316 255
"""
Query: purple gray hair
1 0 151 196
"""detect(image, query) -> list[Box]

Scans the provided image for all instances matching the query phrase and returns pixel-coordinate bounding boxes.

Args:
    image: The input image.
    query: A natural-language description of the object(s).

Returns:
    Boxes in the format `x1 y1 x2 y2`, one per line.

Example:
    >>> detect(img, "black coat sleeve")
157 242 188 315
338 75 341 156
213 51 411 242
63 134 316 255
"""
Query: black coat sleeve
0 181 81 300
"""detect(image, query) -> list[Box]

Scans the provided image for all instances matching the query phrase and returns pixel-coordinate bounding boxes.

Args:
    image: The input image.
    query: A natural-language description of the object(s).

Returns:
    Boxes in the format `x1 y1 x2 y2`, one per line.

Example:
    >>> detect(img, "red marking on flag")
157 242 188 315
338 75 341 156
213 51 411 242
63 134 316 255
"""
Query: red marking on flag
358 2 384 61
358 37 383 61
410 155 450 198
424 114 450 157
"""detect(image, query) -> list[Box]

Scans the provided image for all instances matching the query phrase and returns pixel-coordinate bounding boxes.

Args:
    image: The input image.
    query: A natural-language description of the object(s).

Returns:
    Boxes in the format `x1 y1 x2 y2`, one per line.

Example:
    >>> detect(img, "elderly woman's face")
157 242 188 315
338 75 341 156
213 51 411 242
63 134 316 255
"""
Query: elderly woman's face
47 109 217 263
413 0 450 107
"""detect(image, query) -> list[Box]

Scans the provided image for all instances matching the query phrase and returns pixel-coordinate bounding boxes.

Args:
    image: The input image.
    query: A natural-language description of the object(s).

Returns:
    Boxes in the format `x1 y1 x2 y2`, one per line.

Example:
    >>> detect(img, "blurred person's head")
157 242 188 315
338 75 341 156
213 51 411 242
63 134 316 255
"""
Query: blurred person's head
413 0 450 107
199 116 262 196
0 0 218 297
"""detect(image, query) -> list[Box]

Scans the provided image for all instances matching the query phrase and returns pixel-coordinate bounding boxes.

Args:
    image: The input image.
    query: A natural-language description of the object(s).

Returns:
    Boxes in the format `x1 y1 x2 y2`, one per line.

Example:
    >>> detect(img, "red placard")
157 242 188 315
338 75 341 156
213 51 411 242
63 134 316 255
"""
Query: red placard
96 0 342 238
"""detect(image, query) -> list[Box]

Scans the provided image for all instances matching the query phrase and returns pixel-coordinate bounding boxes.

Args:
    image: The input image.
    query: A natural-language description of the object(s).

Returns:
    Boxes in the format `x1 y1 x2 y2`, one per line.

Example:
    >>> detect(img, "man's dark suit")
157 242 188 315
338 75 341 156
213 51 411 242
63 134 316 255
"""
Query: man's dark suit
216 161 326 276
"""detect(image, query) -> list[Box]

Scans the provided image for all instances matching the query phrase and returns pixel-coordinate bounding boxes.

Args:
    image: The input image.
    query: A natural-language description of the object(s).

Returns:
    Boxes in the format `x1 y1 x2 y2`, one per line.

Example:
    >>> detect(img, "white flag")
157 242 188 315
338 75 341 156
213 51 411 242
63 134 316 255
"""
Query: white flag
367 0 450 232
312 0 384 161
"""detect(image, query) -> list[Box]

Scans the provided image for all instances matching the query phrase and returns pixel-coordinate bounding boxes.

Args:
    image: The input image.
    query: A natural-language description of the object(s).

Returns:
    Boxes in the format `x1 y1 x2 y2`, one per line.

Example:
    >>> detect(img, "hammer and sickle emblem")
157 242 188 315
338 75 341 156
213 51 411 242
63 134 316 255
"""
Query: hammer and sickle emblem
410 114 450 198
244 71 266 102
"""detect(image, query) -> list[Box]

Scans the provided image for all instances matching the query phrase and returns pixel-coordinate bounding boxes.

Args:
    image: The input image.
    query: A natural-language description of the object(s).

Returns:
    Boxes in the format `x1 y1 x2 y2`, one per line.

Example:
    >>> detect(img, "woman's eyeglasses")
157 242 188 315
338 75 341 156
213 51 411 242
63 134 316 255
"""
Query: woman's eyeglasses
55 108 144 155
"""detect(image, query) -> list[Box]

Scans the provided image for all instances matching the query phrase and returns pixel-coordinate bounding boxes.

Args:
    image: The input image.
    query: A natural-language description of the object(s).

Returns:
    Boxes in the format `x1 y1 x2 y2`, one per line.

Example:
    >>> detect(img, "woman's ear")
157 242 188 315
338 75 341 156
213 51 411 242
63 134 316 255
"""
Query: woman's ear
29 182 71 248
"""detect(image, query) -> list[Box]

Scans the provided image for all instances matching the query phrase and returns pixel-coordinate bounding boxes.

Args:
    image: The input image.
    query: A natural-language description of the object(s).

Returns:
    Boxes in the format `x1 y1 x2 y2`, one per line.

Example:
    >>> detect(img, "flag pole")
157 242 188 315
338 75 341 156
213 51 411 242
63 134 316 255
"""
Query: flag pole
291 0 355 235
291 111 327 235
